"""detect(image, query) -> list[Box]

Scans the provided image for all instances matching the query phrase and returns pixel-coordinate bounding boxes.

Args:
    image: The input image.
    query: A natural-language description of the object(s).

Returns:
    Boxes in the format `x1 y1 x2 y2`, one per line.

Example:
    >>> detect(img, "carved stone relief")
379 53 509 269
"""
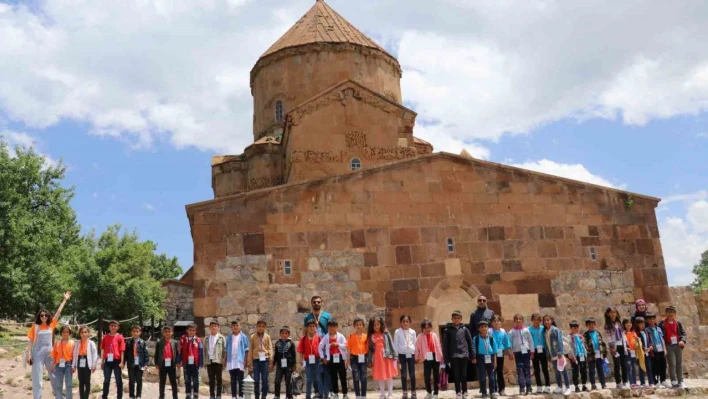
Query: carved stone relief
246 176 282 191
345 131 367 148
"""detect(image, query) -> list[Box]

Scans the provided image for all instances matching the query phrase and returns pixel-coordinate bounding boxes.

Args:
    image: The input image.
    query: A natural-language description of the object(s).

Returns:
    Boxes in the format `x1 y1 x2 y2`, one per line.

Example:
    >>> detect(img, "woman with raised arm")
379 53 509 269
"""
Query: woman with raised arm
26 291 72 399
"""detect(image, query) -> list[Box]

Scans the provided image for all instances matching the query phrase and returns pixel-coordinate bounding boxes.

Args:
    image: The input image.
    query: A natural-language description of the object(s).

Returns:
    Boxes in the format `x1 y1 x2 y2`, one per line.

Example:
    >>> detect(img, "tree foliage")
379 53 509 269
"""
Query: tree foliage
692 249 708 291
0 140 181 321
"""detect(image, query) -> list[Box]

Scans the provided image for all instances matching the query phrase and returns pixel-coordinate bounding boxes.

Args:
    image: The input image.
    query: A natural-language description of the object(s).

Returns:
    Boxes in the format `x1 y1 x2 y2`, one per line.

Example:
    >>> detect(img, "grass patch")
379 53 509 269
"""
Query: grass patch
91 384 102 393
72 378 79 387
4 377 22 388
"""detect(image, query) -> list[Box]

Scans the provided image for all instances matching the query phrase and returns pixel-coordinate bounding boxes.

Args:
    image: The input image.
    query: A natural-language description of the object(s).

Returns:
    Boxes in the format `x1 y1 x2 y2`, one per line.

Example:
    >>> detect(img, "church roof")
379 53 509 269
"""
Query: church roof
260 0 392 60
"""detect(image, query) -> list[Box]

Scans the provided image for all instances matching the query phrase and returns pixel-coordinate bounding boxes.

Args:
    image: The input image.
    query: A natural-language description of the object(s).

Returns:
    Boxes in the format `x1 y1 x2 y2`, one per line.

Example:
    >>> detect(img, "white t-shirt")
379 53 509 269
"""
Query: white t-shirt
227 333 245 371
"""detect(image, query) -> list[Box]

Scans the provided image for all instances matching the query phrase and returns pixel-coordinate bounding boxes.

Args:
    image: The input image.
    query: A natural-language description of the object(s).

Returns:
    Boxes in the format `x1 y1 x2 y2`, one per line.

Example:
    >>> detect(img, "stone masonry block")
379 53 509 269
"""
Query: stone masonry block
445 258 461 276
395 246 412 265
390 227 421 245
351 230 366 248
243 234 265 255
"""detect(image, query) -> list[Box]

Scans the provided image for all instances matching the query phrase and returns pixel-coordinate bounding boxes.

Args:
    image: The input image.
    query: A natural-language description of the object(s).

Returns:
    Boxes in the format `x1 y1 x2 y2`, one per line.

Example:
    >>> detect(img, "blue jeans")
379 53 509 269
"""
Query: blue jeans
321 361 331 398
588 357 606 387
514 352 532 389
103 361 123 399
305 363 323 399
53 363 73 399
184 364 200 395
639 355 653 385
253 359 270 398
350 356 368 397
476 355 496 395
552 359 570 389
627 357 638 385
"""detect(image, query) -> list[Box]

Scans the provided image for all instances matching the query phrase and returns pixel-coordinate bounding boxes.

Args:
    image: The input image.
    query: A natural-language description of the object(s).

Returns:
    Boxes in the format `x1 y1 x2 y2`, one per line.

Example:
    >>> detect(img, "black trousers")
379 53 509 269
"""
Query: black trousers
207 363 223 397
275 366 294 398
588 357 606 387
451 357 469 394
652 352 667 383
77 358 91 399
128 366 143 398
612 346 628 384
495 356 505 392
424 360 440 394
532 351 550 387
327 361 347 394
230 368 245 397
159 366 178 399
571 360 587 387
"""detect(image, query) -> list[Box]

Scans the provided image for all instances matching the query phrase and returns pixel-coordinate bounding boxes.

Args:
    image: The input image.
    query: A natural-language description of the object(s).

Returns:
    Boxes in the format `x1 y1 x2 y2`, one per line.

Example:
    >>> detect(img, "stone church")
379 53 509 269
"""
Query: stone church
186 0 670 338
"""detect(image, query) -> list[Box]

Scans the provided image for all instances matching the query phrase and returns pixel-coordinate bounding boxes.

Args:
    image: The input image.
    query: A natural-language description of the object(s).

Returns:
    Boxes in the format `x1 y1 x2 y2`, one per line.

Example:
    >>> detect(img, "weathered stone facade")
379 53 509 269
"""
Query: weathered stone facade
163 280 194 325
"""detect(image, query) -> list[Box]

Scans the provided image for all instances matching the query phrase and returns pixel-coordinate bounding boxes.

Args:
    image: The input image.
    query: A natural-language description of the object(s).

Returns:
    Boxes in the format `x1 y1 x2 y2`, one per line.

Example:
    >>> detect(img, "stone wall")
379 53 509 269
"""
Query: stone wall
163 282 195 324
668 287 708 379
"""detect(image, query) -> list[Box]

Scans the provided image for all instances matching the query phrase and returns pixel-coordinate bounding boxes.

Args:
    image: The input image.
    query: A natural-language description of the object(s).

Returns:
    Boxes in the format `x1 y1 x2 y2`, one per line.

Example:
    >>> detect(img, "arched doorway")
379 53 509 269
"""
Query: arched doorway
425 278 481 331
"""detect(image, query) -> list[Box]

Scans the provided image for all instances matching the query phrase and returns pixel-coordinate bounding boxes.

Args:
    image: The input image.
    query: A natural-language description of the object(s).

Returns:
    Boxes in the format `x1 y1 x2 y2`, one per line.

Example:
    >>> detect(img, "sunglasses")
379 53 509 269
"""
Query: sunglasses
477 299 487 303
40 314 48 317
312 301 321 304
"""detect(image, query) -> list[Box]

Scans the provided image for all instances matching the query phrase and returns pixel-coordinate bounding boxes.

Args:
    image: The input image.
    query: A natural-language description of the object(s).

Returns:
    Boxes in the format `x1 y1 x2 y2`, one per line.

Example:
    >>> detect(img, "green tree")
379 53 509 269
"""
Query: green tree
74 225 181 322
0 142 83 318
692 249 708 291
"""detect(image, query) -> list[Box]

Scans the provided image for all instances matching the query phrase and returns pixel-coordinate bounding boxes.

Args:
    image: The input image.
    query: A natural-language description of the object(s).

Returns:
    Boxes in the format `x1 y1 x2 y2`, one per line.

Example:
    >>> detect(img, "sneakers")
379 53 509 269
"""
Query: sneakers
631 384 639 389
544 386 552 394
535 387 543 394
424 394 432 399
499 389 506 396
562 388 571 396
553 387 563 394
661 381 671 389
574 386 580 393
582 385 589 392
402 393 408 399
601 384 607 390
590 384 597 391
616 382 623 389
411 393 417 399
680 382 687 389
491 393 498 398
671 380 679 388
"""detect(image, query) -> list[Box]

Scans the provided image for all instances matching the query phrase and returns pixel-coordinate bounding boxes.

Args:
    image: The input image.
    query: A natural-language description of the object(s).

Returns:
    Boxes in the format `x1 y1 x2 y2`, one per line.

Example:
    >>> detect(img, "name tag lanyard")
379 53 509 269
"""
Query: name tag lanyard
482 337 492 364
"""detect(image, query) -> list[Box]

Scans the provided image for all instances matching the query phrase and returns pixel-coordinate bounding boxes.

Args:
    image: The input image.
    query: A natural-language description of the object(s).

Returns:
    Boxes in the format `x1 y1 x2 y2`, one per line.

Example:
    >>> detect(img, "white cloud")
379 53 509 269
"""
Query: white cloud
1 130 58 167
662 190 708 205
687 200 708 233
0 1 707 156
143 203 155 211
659 212 708 286
510 159 620 189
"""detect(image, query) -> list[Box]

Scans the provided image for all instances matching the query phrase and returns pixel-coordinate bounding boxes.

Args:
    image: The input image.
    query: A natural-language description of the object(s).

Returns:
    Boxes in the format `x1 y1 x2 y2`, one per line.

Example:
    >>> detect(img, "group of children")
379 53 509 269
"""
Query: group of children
28 305 688 399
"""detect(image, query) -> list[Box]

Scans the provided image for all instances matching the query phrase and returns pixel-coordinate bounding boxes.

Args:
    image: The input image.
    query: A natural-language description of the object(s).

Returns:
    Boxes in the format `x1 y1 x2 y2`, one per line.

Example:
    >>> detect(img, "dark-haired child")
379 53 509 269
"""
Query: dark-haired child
623 318 642 388
101 320 126 399
528 313 550 394
509 314 533 396
250 320 273 399
180 323 204 399
472 320 496 398
658 306 687 388
72 325 99 399
635 317 653 387
442 310 473 398
320 319 348 399
226 320 250 399
155 326 179 399
490 316 511 396
645 313 667 388
368 316 398 399
567 320 588 393
205 319 226 399
394 315 417 399
583 318 607 390
273 326 297 399
125 325 149 399
542 315 570 395
298 320 322 399
347 318 368 399
604 308 628 389
50 325 75 399
415 319 443 399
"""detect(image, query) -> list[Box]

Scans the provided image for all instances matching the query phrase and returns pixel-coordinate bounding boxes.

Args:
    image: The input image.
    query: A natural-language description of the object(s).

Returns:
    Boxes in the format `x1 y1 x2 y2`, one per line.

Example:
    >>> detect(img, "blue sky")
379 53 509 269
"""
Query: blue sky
1 0 707 285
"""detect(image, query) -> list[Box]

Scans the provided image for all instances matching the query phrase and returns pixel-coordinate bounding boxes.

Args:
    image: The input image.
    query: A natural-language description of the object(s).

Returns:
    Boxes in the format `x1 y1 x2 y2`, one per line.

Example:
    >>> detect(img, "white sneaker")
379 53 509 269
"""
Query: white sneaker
679 382 687 389
544 386 552 394
563 388 571 396
663 381 672 388
535 387 543 394
424 394 432 399
553 387 563 394
671 380 678 388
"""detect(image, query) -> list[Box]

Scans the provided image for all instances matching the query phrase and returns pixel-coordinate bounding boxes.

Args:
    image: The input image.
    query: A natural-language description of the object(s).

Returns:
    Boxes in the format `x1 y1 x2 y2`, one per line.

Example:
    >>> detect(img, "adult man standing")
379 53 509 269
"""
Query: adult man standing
304 296 332 337
469 295 495 338
303 296 332 399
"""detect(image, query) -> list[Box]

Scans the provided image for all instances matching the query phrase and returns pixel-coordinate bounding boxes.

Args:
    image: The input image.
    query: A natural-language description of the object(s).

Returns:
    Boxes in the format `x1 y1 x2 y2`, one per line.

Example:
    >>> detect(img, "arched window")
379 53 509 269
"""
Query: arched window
350 158 361 171
275 100 283 123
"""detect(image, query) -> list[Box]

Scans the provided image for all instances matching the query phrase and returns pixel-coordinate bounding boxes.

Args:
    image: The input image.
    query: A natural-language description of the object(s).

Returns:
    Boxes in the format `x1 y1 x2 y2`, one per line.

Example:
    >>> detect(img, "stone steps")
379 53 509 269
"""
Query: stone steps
497 386 704 398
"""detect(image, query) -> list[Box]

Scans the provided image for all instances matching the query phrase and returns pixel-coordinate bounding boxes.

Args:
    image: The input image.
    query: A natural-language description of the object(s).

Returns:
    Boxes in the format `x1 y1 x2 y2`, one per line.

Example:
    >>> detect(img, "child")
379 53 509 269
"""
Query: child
50 325 75 399
273 326 297 399
226 320 250 399
623 318 643 388
567 320 588 393
101 319 126 399
414 319 443 399
72 325 99 399
205 320 227 399
509 314 534 396
367 316 398 399
582 317 607 390
298 320 322 399
394 315 417 399
124 325 149 399
635 317 653 387
249 320 273 399
542 315 570 395
528 313 550 394
645 313 667 388
180 323 204 399
347 318 368 399
658 306 686 389
472 320 496 398
604 307 628 389
320 319 349 399
155 325 179 399
490 316 510 396
442 310 473 399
